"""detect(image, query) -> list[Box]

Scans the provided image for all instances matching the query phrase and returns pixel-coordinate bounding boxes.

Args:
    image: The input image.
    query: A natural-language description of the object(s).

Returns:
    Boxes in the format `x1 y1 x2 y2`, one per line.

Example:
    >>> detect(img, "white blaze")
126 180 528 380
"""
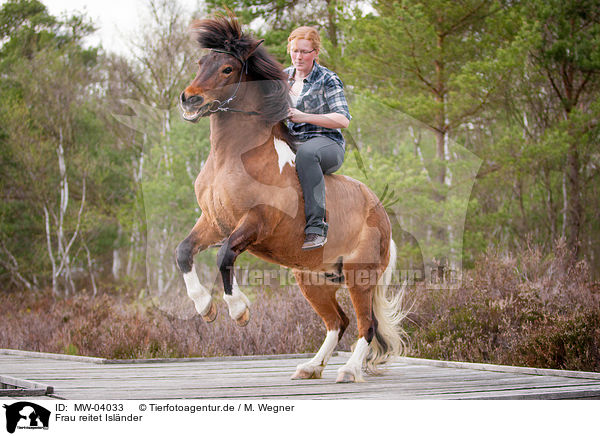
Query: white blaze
274 138 295 173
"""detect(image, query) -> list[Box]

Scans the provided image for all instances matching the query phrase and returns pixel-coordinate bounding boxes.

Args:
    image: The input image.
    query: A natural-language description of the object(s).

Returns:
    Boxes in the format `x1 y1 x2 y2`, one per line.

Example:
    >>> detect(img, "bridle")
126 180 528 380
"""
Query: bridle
207 48 261 116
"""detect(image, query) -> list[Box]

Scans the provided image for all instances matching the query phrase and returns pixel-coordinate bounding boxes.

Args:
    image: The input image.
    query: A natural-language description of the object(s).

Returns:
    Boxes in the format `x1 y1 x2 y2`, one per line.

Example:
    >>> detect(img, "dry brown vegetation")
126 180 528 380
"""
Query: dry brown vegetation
1 241 599 371
0 286 358 359
406 241 600 371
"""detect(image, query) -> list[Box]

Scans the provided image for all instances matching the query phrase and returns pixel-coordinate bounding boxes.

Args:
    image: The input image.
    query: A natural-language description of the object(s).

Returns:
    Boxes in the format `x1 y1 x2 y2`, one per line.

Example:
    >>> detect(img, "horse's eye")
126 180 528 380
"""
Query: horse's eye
222 67 233 74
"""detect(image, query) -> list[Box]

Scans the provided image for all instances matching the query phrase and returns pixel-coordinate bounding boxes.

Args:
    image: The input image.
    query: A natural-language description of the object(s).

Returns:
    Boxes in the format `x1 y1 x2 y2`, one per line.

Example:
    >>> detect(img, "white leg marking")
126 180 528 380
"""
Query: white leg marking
337 337 370 382
183 265 212 316
293 330 339 379
223 276 250 321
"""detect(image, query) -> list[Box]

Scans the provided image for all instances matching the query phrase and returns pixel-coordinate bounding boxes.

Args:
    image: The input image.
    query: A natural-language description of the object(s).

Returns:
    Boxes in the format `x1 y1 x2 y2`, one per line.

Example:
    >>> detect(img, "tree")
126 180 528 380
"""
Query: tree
470 0 600 264
337 0 514 282
203 0 352 66
522 0 600 258
343 1 509 181
120 0 209 295
0 0 103 295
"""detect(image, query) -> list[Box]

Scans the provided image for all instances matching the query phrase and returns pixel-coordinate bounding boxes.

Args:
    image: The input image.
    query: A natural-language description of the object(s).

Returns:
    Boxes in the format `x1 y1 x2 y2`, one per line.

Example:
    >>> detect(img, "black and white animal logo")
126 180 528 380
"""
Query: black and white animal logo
3 402 50 433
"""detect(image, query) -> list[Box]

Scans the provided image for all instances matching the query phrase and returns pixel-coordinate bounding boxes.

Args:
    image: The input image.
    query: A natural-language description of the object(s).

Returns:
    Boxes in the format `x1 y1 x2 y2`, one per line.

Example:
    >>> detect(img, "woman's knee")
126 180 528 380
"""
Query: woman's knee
323 149 344 174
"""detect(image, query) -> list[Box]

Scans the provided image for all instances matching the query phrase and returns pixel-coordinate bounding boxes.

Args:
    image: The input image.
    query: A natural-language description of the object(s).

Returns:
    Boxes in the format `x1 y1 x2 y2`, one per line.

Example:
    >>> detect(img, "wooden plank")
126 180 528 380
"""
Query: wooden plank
3 351 600 400
47 382 600 399
0 396 55 401
0 375 54 396
25 373 600 401
0 389 48 397
21 371 600 391
0 349 105 364
0 348 324 364
397 356 600 380
427 386 600 400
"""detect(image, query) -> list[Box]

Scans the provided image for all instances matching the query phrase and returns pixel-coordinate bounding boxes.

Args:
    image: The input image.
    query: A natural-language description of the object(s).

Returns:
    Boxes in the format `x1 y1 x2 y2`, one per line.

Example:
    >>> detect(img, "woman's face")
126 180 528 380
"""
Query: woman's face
289 38 318 75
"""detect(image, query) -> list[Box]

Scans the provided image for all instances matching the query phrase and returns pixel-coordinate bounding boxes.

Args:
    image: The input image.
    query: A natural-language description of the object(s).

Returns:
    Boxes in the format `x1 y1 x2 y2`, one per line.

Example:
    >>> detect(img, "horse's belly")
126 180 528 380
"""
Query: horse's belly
194 168 387 269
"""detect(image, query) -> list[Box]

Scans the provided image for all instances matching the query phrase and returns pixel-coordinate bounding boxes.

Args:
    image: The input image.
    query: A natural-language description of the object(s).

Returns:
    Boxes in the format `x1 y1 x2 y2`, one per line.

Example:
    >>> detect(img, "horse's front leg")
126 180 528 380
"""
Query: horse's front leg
176 215 221 322
216 210 264 326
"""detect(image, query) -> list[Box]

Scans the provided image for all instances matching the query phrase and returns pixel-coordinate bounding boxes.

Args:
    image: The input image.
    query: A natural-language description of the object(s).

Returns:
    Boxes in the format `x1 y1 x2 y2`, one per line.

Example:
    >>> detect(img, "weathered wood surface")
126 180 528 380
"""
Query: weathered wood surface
0 375 53 398
1 349 600 400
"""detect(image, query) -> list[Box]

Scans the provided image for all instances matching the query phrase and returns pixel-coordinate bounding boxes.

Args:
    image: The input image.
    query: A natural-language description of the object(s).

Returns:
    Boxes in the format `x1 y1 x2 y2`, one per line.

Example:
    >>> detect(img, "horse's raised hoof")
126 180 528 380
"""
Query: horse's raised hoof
201 302 218 323
291 367 321 380
235 308 250 327
336 371 356 383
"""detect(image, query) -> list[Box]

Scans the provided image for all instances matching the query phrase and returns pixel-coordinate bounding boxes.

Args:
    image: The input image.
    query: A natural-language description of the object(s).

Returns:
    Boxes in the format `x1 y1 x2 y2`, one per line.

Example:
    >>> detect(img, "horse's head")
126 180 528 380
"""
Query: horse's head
180 49 248 122
180 14 290 125
180 14 265 122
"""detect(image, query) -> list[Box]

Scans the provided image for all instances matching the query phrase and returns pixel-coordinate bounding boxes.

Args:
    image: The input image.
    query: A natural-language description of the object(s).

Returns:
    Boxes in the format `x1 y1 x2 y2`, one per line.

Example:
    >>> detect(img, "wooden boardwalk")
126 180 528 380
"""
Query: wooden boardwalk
2 349 600 400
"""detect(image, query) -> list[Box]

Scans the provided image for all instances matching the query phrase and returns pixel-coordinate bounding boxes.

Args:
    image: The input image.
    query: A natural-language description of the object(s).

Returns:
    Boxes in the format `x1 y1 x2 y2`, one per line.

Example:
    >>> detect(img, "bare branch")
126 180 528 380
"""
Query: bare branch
0 239 33 290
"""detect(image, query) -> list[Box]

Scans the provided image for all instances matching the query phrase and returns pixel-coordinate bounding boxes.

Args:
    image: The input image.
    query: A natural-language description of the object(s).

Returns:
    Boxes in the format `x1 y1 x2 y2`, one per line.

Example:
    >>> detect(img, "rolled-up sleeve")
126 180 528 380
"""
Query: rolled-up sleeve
324 75 351 121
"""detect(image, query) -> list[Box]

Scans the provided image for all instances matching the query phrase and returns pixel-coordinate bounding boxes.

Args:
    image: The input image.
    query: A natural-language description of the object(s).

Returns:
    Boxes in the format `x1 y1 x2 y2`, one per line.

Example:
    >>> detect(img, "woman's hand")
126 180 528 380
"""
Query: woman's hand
287 107 305 123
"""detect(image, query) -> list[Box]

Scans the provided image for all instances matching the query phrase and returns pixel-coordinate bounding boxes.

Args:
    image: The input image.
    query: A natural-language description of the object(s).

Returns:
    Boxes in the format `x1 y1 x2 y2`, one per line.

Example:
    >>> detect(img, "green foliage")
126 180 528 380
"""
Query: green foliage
1 0 600 375
203 0 350 65
0 0 123 293
1 0 599 302
0 0 57 63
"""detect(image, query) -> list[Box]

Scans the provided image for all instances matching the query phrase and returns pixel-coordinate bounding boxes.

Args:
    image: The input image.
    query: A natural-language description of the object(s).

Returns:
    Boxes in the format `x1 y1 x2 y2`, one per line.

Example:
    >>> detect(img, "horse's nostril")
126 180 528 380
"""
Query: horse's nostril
188 95 203 106
181 92 203 108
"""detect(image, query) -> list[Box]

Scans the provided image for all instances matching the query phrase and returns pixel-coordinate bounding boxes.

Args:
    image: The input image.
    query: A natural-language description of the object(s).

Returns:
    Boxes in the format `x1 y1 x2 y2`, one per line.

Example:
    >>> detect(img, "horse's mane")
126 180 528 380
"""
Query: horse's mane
191 14 295 148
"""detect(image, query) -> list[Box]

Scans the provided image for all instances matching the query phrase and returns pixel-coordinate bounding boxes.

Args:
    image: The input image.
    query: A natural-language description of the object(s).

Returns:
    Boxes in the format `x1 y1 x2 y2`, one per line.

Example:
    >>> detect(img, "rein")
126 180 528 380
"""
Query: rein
209 48 261 116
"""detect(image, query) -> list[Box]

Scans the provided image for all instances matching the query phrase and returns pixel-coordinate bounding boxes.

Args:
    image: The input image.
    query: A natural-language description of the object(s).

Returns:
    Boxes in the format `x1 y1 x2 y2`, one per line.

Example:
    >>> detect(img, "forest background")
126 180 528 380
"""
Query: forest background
1 0 599 371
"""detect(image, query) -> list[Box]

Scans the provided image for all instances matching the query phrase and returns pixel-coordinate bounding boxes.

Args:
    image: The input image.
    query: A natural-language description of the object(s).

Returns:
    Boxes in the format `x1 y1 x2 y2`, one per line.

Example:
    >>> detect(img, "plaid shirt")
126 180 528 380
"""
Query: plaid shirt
285 62 351 148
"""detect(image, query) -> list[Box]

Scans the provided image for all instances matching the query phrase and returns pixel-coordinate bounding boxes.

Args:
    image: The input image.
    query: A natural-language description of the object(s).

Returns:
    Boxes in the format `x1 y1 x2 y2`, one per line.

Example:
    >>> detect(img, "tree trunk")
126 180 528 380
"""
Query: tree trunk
565 141 582 257
434 18 447 186
112 223 123 280
325 0 338 48
43 206 58 295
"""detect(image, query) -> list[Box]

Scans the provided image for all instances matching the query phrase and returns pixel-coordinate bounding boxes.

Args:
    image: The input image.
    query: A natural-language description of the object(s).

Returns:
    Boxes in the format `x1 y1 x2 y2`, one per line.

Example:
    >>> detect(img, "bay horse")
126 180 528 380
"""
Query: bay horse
176 15 405 383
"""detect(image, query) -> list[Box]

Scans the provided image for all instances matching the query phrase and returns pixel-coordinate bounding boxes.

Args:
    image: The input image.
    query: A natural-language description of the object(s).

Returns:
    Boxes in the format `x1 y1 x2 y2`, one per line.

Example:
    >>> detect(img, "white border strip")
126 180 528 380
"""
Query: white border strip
0 349 334 365
0 348 106 364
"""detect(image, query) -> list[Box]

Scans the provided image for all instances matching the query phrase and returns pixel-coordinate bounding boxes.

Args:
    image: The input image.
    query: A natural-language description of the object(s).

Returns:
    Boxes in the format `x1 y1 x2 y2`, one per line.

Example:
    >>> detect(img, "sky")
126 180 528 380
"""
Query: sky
36 0 203 56
4 0 377 57
5 1 377 57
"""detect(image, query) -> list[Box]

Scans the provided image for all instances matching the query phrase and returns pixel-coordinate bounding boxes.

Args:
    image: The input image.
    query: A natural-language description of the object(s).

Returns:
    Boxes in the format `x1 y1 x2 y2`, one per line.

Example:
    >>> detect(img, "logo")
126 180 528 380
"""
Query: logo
3 402 50 434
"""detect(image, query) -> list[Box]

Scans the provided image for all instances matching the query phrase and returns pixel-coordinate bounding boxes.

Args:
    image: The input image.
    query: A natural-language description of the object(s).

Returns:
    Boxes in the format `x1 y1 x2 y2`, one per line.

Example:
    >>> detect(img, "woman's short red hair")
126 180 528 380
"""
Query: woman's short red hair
287 26 321 54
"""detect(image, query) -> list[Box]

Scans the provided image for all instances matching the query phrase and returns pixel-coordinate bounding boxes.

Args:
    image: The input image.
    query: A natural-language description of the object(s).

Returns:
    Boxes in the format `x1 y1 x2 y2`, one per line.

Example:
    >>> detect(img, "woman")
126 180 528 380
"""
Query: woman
285 26 351 250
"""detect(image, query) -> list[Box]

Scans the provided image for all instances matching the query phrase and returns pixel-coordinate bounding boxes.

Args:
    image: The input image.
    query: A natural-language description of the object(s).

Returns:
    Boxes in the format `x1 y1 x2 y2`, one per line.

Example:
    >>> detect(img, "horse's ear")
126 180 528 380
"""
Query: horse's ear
245 39 264 61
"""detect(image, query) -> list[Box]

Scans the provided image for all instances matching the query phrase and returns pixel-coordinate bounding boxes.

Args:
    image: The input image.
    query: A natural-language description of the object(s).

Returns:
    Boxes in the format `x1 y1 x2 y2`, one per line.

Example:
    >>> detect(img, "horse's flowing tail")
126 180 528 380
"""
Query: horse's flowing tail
365 237 407 374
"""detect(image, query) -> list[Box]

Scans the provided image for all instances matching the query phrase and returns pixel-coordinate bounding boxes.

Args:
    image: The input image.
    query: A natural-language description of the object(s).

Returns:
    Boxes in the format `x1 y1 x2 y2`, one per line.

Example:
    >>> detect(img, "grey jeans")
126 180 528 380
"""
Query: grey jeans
295 136 345 236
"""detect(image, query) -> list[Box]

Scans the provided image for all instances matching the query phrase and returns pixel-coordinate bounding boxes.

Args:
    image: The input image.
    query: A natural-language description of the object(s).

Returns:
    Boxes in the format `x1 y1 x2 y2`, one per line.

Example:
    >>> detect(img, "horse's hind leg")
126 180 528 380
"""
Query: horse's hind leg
176 215 220 322
336 278 375 383
291 270 349 380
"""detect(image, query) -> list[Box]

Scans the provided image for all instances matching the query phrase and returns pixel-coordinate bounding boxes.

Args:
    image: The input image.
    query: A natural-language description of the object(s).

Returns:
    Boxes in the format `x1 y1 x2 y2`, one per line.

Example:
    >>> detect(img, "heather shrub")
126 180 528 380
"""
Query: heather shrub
0 286 358 359
1 240 598 372
406 240 600 371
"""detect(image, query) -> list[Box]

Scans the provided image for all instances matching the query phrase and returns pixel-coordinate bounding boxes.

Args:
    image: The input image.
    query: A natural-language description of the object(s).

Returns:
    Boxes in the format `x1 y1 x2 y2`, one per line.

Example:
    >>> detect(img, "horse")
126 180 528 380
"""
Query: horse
176 14 405 383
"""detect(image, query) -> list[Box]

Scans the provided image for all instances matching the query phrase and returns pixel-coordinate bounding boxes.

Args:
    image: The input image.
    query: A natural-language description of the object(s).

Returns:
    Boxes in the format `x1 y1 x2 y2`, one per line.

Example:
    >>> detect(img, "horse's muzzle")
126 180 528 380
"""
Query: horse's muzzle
180 91 206 122
180 91 204 109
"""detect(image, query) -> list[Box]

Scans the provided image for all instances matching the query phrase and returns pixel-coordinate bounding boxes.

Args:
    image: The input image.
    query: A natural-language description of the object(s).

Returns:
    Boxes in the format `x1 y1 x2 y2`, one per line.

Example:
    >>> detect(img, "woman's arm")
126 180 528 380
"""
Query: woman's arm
287 107 350 129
